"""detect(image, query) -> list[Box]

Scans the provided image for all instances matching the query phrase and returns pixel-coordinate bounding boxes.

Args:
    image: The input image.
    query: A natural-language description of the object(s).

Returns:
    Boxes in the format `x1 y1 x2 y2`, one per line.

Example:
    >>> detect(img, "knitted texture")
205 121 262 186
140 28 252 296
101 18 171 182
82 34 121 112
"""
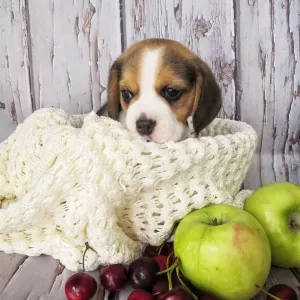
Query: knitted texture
0 108 257 271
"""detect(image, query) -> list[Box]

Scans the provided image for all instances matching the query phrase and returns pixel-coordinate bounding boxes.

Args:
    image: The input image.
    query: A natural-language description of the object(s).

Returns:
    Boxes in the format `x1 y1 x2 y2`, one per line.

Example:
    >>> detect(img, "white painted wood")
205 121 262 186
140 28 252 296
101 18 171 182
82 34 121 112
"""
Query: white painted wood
1 255 59 299
0 253 104 300
0 0 33 141
116 284 133 300
0 252 27 293
236 0 300 189
280 0 300 185
28 0 121 114
0 111 16 142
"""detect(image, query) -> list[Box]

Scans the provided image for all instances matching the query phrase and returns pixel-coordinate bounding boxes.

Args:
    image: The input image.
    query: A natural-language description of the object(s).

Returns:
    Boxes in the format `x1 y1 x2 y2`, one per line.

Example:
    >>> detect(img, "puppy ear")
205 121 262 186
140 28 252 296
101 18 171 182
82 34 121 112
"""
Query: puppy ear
191 58 222 135
107 60 123 120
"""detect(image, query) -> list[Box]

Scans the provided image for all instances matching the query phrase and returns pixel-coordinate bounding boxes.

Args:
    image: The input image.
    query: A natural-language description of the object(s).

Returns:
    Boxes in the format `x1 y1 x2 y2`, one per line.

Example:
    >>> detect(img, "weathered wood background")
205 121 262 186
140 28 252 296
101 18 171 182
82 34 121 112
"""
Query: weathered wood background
0 1 300 299
0 0 299 189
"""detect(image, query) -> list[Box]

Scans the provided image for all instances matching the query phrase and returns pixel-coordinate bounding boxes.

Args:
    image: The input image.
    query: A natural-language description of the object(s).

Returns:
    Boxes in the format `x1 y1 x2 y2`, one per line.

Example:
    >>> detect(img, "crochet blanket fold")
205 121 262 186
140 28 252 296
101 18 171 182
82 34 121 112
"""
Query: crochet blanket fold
0 108 257 271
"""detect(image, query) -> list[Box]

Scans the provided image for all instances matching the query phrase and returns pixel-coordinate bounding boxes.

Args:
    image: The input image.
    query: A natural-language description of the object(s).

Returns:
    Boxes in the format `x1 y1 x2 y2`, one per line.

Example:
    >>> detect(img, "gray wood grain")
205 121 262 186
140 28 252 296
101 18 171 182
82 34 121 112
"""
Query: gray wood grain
0 253 104 300
236 0 300 189
28 0 122 115
0 255 60 300
0 0 32 141
0 252 27 293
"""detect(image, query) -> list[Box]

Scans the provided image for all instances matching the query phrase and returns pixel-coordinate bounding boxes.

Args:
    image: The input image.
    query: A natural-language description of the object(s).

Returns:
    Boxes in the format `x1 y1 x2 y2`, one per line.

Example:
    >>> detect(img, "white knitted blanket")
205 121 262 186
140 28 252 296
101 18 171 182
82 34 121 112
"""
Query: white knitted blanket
0 108 257 271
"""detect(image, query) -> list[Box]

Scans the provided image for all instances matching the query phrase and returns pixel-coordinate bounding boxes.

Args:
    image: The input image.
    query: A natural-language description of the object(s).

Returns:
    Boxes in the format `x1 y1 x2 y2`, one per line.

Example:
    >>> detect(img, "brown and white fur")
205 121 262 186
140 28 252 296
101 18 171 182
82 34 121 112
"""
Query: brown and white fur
97 38 222 143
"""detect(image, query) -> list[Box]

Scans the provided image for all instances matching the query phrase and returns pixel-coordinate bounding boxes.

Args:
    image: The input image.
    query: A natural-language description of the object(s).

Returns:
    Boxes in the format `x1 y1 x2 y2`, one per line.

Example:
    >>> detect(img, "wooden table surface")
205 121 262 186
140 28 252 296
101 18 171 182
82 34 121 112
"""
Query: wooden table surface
0 252 299 300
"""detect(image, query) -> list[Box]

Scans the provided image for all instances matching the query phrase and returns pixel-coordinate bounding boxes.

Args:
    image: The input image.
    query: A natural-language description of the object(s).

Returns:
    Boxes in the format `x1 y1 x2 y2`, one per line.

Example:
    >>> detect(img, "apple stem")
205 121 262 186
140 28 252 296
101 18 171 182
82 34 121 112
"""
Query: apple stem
255 284 281 300
211 218 218 225
156 258 180 276
290 220 300 231
175 267 198 300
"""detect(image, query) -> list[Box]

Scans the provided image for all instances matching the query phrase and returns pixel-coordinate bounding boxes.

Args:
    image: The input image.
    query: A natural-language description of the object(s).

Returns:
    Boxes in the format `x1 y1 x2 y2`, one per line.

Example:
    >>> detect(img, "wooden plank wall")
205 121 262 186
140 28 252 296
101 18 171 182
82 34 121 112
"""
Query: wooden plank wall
0 0 299 190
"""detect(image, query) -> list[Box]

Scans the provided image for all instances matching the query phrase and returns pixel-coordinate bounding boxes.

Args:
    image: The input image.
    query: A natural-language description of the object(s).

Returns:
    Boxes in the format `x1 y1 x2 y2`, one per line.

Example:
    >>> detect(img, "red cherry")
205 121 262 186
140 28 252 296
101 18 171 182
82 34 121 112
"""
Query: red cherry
153 255 168 272
267 284 297 300
128 289 154 300
144 245 160 257
128 257 159 289
100 264 127 292
65 272 97 300
157 287 193 300
152 280 169 296
161 243 174 256
171 270 190 289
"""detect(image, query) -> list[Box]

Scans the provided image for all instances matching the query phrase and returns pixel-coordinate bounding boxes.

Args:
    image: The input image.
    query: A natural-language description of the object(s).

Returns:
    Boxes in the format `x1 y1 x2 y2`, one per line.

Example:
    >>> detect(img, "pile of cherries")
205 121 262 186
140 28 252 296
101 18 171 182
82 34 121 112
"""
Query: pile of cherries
99 242 207 300
64 242 298 300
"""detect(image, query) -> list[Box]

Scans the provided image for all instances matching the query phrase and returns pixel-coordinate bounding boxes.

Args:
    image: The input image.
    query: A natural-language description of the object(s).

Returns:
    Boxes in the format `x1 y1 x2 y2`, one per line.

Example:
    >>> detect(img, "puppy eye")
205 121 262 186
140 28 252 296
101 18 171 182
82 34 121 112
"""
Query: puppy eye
121 90 133 103
162 87 182 102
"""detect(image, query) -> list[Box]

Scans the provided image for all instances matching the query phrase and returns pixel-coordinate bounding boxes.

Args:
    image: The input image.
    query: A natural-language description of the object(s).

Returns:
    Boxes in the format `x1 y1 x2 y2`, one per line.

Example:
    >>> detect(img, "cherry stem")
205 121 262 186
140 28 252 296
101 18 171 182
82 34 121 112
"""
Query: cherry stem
166 252 173 268
166 252 174 291
168 265 173 291
156 258 180 276
158 243 164 256
82 242 90 273
175 267 198 300
255 284 281 300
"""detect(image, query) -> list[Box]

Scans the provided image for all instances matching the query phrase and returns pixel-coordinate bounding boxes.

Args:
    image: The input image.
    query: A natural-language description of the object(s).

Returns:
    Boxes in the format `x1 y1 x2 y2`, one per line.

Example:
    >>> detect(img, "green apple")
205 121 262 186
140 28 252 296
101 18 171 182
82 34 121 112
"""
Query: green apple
244 181 300 268
174 204 271 300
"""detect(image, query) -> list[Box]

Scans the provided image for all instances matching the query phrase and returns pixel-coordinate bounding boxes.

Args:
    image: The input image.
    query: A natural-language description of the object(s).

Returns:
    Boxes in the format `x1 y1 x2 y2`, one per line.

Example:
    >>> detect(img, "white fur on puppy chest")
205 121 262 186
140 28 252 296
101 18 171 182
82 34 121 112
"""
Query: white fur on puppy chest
125 48 185 143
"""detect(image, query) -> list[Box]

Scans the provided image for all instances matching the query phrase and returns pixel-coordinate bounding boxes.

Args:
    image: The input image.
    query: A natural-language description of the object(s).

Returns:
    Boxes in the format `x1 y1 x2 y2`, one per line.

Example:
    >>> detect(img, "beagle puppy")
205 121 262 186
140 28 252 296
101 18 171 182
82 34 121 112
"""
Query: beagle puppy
97 38 221 143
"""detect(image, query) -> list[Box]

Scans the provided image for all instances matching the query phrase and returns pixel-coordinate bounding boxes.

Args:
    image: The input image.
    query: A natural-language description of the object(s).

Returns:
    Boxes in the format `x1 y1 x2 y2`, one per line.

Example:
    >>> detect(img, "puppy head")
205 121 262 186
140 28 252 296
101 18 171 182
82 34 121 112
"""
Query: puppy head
107 39 221 143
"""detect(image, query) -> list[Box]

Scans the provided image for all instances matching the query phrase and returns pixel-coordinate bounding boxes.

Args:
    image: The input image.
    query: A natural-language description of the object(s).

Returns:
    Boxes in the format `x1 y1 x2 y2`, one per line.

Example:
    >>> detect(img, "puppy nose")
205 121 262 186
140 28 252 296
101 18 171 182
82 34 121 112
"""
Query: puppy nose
136 119 156 135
